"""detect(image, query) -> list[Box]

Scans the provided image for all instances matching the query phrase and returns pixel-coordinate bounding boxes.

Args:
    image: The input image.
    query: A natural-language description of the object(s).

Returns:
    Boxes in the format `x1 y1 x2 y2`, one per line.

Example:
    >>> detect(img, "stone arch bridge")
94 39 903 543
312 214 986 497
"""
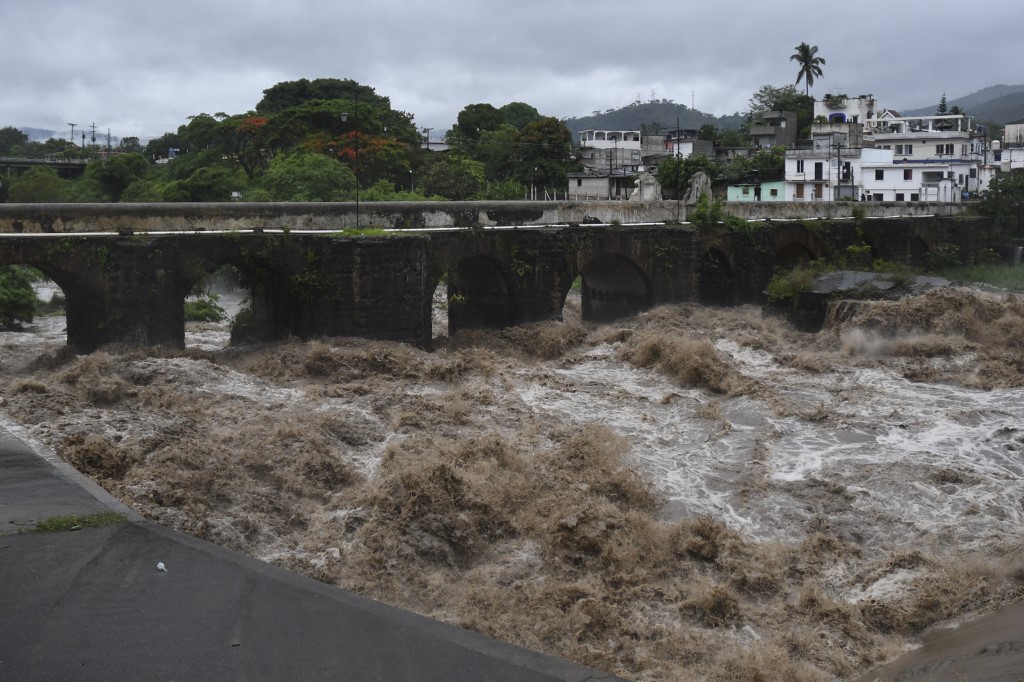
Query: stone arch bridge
0 210 994 352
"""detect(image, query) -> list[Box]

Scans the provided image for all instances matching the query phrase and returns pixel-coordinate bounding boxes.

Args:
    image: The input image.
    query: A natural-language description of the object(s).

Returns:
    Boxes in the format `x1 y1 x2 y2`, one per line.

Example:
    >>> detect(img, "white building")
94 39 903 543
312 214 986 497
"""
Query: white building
784 93 998 202
577 130 643 174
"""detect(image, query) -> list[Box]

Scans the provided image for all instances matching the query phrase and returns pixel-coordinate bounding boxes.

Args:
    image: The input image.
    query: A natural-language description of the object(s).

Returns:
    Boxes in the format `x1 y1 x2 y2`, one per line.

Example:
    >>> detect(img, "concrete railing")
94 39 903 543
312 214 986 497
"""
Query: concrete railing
0 199 971 234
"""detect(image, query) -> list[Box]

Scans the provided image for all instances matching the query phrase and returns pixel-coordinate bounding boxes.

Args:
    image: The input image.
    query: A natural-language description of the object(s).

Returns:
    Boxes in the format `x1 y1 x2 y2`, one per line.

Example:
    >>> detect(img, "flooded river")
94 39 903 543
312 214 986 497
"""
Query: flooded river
2 286 1022 681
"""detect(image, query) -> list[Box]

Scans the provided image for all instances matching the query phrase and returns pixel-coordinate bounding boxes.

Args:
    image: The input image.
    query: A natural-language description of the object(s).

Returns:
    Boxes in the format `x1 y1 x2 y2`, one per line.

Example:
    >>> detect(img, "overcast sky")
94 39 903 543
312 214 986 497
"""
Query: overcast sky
3 1 1022 142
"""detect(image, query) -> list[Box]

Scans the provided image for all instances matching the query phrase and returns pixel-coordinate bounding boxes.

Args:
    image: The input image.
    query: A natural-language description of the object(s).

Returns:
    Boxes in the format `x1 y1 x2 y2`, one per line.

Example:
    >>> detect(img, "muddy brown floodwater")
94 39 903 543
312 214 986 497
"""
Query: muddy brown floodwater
2 286 1023 681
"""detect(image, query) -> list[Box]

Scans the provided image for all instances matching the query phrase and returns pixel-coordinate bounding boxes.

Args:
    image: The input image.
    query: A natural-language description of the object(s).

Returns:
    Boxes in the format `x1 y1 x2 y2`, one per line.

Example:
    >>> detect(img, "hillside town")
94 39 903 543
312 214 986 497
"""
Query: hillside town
571 95 1024 202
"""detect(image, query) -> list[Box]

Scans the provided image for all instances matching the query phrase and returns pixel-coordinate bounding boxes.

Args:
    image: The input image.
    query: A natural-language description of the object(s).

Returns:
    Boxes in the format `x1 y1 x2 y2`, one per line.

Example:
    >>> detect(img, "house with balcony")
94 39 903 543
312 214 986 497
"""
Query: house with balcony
817 93 877 128
866 114 985 195
577 130 643 174
571 129 645 199
784 119 866 201
783 90 1001 202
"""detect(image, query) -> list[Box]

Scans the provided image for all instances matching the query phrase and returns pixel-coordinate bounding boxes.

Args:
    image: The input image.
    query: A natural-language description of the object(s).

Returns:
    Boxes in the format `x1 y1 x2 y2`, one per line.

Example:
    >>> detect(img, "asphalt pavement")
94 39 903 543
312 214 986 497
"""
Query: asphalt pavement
0 425 621 682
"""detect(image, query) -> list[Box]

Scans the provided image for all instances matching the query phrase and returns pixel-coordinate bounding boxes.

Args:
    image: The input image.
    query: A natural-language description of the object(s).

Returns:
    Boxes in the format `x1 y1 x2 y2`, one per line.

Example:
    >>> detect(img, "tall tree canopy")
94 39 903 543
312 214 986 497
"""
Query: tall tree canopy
790 43 825 96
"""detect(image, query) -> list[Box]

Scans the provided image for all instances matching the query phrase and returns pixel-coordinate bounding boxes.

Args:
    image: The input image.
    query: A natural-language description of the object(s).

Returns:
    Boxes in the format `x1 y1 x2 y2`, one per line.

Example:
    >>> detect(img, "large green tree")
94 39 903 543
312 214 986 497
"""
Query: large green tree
259 152 356 201
748 84 814 137
499 102 543 130
513 117 573 191
451 103 504 141
8 167 64 202
419 156 486 200
980 169 1024 231
0 126 28 155
790 42 825 96
83 153 150 201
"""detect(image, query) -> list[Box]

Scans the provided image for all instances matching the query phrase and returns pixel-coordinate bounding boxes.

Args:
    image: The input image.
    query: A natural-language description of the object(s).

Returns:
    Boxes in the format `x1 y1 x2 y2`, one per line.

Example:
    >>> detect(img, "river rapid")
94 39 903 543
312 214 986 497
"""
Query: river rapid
2 286 1023 681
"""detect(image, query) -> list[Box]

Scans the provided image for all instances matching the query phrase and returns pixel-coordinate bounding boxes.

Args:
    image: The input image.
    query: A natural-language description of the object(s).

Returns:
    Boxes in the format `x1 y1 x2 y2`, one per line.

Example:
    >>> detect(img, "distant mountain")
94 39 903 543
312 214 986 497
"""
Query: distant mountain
562 100 745 140
20 127 58 142
900 84 1024 124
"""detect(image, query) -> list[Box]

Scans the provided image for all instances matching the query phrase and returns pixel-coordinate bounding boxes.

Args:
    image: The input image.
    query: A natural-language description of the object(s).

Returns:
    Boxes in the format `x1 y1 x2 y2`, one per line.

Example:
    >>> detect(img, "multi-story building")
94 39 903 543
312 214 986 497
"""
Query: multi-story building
782 92 1000 202
576 130 643 174
749 111 798 149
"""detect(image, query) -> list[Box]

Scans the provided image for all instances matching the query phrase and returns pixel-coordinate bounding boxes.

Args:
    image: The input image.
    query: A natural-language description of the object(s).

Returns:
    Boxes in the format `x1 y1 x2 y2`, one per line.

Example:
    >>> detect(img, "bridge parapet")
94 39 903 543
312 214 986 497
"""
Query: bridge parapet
0 200 969 234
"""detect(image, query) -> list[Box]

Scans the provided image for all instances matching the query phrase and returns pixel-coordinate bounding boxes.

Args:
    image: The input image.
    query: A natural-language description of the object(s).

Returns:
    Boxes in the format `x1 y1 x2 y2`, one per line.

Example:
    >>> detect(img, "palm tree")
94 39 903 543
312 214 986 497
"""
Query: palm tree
790 43 826 96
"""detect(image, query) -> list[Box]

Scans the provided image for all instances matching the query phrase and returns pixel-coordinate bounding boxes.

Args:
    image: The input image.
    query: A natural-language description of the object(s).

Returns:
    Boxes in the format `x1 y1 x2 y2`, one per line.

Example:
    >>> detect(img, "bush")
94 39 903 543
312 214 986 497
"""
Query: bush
184 294 226 322
925 243 961 272
766 263 823 304
0 266 38 329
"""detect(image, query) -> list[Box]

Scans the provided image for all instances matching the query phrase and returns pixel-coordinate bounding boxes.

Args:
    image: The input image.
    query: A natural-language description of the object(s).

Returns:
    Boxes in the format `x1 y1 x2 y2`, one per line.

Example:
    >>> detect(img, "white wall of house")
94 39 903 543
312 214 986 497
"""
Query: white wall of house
815 94 876 129
578 130 642 149
1003 121 1024 147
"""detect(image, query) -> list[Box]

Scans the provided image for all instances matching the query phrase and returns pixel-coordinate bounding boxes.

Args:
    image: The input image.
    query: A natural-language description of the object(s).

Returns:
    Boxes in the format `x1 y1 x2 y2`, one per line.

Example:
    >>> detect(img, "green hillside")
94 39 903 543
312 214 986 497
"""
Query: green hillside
563 100 745 139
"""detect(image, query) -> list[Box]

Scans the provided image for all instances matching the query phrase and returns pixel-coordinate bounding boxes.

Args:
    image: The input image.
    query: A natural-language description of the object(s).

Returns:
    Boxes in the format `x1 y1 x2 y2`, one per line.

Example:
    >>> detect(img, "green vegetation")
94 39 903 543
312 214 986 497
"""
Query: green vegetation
936 264 1024 291
790 42 825 96
31 511 127 532
330 226 389 237
766 262 822 304
2 79 577 204
184 294 227 322
978 168 1024 230
0 266 39 329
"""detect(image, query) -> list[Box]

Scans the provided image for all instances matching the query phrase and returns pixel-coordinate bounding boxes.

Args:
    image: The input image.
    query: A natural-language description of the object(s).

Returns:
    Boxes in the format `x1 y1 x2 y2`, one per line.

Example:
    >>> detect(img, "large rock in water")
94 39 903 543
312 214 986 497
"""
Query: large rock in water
771 271 952 332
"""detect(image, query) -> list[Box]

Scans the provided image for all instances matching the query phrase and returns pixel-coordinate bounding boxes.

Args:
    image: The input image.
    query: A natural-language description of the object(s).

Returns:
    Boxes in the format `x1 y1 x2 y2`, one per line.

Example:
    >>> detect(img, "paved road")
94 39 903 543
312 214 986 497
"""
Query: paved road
0 426 620 681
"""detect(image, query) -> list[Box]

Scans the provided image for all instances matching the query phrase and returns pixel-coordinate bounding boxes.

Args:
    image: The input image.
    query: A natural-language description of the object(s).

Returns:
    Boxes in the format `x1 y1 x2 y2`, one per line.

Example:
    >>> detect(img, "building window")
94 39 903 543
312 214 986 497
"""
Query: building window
742 187 749 195
875 169 884 180
770 188 778 197
577 178 582 187
911 193 920 201
873 193 883 201
796 160 804 173
969 168 977 178
936 143 954 155
904 169 913 180
896 193 905 201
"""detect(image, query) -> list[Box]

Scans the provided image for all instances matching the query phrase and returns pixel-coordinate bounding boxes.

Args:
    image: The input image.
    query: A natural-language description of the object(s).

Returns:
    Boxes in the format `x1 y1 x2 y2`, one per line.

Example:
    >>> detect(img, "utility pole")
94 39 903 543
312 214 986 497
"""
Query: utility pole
68 123 77 147
675 116 681 222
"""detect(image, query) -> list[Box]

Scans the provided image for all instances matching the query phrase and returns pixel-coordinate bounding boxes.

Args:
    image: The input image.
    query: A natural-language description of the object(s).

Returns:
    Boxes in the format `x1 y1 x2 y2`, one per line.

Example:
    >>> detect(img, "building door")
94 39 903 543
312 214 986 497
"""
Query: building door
814 162 824 180
814 184 823 199
796 184 805 199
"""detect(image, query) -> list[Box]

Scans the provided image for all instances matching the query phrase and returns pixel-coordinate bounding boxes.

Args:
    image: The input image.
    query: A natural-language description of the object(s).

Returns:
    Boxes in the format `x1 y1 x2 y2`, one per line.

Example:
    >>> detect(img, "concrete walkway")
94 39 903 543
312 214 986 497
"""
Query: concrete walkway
0 426 620 681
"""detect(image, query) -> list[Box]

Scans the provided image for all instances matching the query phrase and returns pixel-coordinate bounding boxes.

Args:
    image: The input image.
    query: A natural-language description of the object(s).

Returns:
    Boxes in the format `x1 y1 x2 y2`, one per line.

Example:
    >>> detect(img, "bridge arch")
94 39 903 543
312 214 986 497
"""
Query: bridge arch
435 255 516 338
0 255 105 351
774 242 815 269
698 248 734 306
907 236 930 268
570 253 653 323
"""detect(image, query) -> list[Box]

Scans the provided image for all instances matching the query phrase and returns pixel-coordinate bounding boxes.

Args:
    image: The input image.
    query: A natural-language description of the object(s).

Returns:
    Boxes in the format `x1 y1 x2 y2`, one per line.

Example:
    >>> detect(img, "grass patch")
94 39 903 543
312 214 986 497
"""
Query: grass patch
329 227 390 237
31 511 127 533
937 264 1024 291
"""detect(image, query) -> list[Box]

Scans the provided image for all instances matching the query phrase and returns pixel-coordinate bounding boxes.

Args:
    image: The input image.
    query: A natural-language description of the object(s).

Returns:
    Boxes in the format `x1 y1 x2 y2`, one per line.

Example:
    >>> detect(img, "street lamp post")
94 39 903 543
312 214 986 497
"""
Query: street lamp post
340 105 360 229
